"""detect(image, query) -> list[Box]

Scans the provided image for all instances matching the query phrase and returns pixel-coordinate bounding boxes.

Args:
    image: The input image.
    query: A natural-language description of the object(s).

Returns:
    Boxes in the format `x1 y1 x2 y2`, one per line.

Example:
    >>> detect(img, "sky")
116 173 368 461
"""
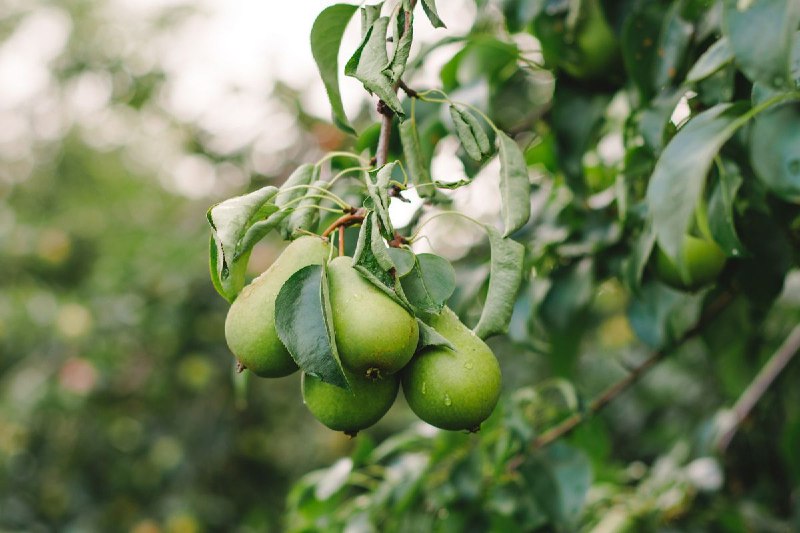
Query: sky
0 0 506 258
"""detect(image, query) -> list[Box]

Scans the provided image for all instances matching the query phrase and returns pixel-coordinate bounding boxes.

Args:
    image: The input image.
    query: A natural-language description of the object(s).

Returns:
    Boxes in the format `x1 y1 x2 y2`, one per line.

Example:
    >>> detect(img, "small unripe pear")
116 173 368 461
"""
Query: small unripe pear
225 236 330 377
302 367 399 435
654 235 727 291
402 307 501 431
327 256 419 378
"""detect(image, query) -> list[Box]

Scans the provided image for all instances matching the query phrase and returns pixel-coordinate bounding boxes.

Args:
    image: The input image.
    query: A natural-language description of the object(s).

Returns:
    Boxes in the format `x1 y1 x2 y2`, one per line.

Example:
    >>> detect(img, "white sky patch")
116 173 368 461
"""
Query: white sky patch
0 8 71 109
670 92 696 126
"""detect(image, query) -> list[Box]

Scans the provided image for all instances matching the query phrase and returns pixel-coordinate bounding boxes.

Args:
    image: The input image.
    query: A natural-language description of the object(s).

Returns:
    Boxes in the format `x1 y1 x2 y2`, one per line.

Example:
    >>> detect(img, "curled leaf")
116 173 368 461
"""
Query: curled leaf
473 226 525 339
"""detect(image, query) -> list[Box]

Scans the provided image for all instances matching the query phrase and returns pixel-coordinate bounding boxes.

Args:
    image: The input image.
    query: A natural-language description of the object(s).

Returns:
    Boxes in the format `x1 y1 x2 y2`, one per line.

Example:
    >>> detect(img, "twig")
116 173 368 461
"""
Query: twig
715 324 800 452
321 208 366 238
376 101 394 167
398 79 417 98
531 291 735 450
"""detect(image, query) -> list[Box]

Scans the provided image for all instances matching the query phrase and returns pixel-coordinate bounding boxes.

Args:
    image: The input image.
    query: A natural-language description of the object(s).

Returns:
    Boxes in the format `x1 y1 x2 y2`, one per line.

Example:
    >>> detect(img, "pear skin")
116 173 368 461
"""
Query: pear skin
402 307 501 431
302 367 399 435
326 256 419 378
654 235 727 291
225 236 330 377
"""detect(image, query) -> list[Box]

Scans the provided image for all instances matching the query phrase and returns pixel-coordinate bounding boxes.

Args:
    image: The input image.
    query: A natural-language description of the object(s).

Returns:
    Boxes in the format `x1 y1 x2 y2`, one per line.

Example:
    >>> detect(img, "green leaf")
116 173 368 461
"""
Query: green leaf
473 226 525 339
415 318 455 352
232 164 319 259
400 253 456 314
497 131 531 237
360 3 383 38
236 212 289 261
420 0 446 28
646 102 749 265
686 37 734 83
366 163 395 238
207 185 278 260
449 106 482 161
345 17 405 118
544 443 592 523
624 222 656 292
620 4 664 100
387 247 415 276
352 212 413 312
207 185 279 299
275 164 317 208
723 0 800 88
384 9 413 84
311 4 359 134
399 113 435 198
208 234 226 300
751 100 800 200
275 264 349 389
628 281 701 348
284 179 328 239
653 2 693 91
638 89 683 152
432 179 470 189
708 163 747 257
459 108 491 156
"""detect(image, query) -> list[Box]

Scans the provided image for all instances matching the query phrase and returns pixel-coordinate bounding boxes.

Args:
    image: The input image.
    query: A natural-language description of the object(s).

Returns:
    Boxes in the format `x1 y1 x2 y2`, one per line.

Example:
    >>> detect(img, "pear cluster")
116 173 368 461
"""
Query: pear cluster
224 236 502 435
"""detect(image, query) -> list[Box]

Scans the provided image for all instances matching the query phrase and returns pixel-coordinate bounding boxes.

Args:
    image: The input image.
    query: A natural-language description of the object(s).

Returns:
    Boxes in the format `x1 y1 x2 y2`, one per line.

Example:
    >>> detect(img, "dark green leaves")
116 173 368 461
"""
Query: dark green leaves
473 226 525 340
622 3 691 100
646 102 749 264
400 253 456 315
420 0 446 28
311 4 359 134
518 444 592 529
497 131 531 236
275 264 349 389
723 0 800 89
345 17 405 118
686 38 734 83
708 163 746 256
751 100 800 200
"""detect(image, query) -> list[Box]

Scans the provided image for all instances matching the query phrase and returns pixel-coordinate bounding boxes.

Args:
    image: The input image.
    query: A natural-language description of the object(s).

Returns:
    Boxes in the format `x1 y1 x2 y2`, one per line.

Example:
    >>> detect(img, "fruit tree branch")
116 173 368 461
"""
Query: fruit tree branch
715 323 800 452
531 291 735 450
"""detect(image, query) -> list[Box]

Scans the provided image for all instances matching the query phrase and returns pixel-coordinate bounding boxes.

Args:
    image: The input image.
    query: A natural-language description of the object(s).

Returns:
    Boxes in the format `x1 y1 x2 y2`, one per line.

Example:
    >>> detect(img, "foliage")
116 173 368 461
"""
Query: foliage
2 0 800 531
280 0 800 530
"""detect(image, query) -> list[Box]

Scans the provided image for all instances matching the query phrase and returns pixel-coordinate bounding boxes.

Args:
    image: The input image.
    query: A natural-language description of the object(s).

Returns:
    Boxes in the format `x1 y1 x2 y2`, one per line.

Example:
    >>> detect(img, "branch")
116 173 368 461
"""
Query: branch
321 208 366 238
715 323 800 452
531 291 735 449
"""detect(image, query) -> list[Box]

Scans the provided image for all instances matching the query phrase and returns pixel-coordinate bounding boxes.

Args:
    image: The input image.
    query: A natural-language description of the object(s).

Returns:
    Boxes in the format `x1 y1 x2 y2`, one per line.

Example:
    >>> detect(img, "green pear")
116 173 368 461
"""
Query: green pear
302 367 399 435
327 256 419 378
225 236 330 377
402 307 501 431
654 235 727 291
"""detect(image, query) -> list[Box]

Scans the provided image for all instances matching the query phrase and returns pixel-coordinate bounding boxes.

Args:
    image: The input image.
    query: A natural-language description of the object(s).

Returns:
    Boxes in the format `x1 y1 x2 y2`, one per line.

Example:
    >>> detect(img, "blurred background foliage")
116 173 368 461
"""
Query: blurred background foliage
2 0 800 531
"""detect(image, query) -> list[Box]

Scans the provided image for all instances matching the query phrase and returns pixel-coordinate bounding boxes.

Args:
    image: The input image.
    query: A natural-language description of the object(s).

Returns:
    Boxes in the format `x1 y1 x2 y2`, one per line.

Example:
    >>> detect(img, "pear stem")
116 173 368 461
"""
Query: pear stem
338 226 345 257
